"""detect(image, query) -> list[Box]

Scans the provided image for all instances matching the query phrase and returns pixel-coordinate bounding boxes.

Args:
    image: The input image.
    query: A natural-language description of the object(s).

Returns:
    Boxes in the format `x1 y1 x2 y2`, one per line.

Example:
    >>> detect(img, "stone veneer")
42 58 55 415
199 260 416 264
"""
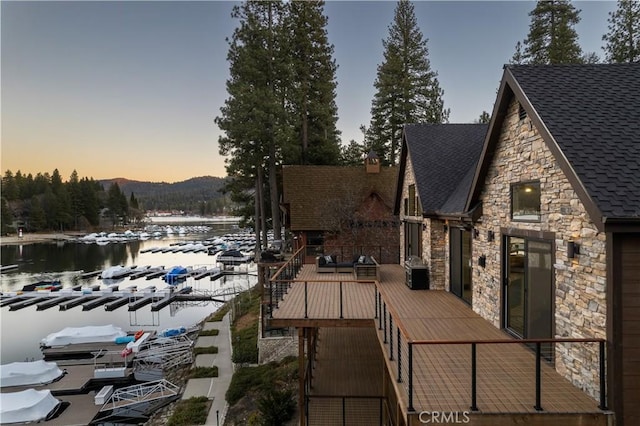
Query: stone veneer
399 155 447 290
473 98 607 399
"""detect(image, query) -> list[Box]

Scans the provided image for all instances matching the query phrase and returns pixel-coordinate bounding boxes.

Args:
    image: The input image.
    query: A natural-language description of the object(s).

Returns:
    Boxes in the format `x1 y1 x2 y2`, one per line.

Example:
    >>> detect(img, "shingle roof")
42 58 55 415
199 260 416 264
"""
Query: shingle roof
403 124 487 215
508 63 640 219
283 165 398 231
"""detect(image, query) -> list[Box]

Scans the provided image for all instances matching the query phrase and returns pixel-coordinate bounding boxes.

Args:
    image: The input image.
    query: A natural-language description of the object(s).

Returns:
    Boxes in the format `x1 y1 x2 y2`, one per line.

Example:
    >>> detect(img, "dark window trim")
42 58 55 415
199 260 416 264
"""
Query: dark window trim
500 230 556 341
510 180 541 223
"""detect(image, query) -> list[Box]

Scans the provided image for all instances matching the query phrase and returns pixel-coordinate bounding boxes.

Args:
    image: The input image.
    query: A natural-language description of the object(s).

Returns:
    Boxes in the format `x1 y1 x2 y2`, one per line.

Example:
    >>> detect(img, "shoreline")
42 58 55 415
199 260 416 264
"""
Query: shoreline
0 232 82 246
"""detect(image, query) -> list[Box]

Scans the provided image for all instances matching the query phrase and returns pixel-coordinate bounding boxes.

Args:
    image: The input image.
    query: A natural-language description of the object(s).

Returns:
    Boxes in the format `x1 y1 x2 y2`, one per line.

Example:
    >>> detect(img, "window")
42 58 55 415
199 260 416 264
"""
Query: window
408 184 416 216
518 103 527 121
511 182 541 221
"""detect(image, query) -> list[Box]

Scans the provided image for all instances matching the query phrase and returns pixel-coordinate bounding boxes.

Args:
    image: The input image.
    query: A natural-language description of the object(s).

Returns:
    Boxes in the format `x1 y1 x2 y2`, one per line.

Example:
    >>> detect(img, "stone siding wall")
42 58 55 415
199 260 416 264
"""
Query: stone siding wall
400 155 446 288
473 98 607 399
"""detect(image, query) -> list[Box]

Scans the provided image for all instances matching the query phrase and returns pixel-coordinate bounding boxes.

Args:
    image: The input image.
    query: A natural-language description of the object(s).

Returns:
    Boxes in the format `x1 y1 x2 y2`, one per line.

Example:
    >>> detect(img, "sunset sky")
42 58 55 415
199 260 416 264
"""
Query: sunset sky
1 1 615 183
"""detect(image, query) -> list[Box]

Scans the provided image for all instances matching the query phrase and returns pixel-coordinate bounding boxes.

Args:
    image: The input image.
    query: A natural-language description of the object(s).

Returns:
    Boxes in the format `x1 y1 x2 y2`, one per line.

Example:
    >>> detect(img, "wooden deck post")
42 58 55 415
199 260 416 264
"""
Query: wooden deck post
299 327 305 426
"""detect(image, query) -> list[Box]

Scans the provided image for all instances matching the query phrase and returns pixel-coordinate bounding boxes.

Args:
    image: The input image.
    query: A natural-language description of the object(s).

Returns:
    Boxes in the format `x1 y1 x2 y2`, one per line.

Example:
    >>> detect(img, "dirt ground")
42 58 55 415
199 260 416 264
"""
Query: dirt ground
0 232 82 246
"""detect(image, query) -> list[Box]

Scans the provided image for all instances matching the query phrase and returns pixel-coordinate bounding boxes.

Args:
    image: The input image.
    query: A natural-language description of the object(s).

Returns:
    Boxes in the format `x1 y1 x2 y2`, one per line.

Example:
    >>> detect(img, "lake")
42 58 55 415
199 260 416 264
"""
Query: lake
0 224 257 363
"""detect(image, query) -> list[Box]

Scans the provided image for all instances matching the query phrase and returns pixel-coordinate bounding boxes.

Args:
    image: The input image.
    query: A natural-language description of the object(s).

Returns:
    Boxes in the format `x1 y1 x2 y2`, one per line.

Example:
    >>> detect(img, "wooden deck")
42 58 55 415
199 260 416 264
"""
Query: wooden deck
270 264 611 424
307 327 385 426
270 268 376 327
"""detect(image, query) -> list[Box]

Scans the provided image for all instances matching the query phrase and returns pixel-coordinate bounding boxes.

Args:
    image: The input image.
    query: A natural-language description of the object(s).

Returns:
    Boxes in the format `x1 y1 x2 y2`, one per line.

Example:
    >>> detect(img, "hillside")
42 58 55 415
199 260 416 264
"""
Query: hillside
99 176 227 212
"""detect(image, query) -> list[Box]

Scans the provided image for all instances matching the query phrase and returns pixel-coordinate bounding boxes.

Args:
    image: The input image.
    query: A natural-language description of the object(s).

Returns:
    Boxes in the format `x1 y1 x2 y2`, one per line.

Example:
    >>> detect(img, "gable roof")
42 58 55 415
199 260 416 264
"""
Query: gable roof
467 63 640 231
283 165 398 231
395 123 488 217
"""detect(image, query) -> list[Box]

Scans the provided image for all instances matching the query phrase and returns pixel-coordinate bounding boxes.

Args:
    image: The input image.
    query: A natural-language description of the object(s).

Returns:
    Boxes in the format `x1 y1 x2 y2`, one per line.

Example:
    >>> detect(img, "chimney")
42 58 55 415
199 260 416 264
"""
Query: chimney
365 150 380 174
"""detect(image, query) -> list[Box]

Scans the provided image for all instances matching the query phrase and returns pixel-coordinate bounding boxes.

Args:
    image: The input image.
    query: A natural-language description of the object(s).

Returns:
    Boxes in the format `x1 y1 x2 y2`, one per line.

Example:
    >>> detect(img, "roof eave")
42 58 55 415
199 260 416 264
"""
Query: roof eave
466 66 605 232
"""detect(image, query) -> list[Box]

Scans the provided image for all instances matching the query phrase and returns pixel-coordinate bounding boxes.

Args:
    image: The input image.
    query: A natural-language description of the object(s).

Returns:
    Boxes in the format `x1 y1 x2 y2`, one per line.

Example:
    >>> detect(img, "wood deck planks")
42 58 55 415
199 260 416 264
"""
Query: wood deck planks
273 264 603 417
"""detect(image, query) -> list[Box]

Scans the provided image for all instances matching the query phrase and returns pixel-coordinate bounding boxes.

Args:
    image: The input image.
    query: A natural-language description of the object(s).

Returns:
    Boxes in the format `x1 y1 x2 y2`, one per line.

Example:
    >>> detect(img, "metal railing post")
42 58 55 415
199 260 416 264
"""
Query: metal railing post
374 286 378 319
408 342 414 412
389 315 394 360
471 343 478 411
383 303 387 343
397 328 402 382
304 281 308 319
339 281 344 319
599 340 607 410
534 342 543 411
378 293 382 330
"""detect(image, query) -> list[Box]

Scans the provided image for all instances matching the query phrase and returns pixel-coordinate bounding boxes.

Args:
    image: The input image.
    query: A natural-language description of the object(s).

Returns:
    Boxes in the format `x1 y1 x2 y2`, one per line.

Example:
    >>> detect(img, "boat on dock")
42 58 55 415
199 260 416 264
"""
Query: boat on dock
0 264 19 273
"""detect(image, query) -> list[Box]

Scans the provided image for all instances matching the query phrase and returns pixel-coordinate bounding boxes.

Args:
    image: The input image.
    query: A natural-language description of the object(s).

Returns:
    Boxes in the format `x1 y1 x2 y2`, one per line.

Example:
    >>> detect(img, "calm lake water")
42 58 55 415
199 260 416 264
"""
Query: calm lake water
0 224 256 363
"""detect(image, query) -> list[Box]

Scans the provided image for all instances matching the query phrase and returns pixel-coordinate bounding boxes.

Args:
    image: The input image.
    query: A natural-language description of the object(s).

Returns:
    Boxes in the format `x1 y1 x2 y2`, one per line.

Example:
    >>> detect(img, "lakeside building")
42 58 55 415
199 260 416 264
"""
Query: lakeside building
264 63 639 425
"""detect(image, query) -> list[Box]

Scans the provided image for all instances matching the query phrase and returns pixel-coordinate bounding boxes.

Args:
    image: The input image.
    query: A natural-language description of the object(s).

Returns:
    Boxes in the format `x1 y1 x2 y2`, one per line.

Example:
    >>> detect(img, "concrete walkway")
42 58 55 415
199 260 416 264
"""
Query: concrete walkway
182 312 233 426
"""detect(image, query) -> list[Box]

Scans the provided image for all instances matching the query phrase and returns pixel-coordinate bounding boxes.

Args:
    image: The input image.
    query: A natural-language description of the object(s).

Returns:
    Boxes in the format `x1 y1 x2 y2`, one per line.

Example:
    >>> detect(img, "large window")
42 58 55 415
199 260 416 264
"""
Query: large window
511 181 541 221
408 184 416 216
404 222 422 260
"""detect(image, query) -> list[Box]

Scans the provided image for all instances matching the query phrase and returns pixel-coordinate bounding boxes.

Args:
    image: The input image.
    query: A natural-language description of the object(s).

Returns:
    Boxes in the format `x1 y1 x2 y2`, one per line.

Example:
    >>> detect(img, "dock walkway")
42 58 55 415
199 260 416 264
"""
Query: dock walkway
182 312 233 425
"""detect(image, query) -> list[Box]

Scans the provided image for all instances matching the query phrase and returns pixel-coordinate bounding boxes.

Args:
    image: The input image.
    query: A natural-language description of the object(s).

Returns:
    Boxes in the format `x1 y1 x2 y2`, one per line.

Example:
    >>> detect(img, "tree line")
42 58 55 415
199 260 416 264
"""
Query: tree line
216 0 639 251
0 169 140 234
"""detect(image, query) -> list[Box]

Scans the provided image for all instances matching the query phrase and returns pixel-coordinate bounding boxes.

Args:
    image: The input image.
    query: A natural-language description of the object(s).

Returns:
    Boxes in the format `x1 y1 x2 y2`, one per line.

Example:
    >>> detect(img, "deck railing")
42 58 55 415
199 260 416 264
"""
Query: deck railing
304 244 400 265
374 285 607 414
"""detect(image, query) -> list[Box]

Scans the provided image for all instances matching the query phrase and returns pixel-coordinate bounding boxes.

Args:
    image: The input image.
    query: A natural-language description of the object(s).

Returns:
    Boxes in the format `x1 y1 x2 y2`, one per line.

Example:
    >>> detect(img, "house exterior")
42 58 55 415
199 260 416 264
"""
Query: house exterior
395 123 487 298
464 63 640 425
282 160 399 263
392 63 639 425
269 63 637 426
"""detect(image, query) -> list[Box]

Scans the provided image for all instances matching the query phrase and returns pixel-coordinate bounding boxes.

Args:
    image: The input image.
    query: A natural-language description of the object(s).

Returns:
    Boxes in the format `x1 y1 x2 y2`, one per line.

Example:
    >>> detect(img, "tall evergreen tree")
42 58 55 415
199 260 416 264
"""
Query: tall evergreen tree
366 0 449 166
28 196 46 231
2 171 19 201
602 0 640 63
1 197 13 234
518 0 584 64
216 1 289 244
286 0 341 166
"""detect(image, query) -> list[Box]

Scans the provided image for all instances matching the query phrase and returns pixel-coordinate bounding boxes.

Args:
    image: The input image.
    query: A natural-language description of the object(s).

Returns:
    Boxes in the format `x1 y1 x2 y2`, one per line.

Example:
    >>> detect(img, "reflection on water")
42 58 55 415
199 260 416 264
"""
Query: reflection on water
0 227 256 363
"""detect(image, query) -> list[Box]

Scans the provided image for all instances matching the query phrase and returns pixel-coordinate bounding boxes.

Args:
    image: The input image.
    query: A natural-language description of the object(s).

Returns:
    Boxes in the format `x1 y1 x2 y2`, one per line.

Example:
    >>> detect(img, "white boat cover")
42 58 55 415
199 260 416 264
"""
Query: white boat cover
0 389 59 424
41 324 126 347
0 360 64 388
101 265 130 279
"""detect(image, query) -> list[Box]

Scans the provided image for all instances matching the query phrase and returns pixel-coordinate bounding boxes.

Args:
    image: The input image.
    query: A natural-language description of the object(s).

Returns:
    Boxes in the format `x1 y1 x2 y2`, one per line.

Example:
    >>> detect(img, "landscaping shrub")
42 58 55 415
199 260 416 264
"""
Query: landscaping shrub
188 366 219 378
166 396 209 426
257 387 296 426
193 345 218 355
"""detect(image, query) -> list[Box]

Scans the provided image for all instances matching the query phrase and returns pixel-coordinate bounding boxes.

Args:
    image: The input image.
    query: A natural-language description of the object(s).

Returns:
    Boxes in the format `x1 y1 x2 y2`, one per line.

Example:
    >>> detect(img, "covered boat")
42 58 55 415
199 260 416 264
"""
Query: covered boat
217 249 252 265
0 389 60 424
101 265 133 280
0 360 64 388
163 266 188 285
41 324 126 347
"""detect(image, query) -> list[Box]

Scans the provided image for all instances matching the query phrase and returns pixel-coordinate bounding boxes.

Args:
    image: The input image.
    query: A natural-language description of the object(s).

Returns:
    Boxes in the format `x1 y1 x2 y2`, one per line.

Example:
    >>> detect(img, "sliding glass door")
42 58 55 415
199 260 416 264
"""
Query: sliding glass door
450 228 472 304
504 237 553 343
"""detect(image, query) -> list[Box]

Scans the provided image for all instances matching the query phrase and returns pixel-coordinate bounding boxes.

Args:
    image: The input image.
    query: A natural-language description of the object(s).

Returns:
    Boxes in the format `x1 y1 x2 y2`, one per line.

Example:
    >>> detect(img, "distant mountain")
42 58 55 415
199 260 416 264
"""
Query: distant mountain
99 176 227 212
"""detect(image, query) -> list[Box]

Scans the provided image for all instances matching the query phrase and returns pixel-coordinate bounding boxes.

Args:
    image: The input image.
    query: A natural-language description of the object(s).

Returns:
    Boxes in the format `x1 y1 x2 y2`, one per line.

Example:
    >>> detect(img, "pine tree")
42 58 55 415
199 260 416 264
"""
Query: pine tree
216 1 289 244
476 111 491 124
1 197 13 234
286 0 341 166
366 0 449 166
519 0 584 64
602 0 640 63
